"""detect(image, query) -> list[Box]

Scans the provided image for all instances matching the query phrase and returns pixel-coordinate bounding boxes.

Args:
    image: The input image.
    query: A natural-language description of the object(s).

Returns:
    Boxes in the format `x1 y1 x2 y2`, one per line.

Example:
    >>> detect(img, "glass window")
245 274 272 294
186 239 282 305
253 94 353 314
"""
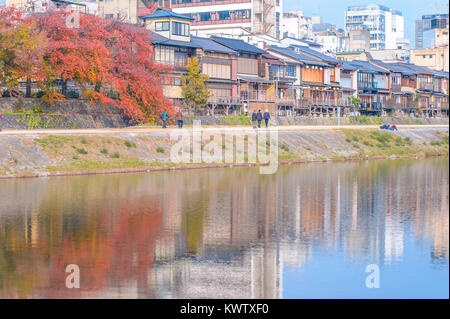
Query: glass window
172 22 189 36
155 21 169 31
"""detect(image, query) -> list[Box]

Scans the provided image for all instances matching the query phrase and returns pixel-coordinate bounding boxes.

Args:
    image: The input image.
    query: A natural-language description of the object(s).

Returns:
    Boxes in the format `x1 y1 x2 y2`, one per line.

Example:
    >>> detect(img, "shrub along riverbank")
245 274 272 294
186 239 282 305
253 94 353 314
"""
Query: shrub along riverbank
0 128 448 178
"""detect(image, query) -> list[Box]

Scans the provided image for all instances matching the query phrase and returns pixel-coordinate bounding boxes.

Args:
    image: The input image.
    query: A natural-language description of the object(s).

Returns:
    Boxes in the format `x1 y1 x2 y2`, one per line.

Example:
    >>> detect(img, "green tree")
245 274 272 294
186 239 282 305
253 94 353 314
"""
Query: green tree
181 57 211 115
348 96 361 120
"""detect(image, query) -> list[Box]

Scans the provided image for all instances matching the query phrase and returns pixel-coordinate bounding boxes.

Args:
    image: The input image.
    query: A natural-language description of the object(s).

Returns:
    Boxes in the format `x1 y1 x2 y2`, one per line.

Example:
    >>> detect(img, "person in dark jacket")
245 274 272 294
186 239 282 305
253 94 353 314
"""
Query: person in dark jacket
256 110 262 128
175 109 183 128
251 110 257 128
160 109 169 128
263 109 270 128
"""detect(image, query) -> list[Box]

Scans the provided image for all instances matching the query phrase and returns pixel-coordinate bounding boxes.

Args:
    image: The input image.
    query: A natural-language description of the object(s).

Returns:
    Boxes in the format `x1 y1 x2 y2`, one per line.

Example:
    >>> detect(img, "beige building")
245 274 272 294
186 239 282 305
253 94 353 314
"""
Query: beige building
411 47 449 72
411 28 449 72
341 30 371 52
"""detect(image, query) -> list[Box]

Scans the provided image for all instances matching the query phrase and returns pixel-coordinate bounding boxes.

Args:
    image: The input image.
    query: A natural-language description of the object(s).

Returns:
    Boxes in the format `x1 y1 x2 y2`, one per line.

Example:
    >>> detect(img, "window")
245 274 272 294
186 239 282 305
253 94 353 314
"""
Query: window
155 21 169 31
285 65 296 77
172 22 189 36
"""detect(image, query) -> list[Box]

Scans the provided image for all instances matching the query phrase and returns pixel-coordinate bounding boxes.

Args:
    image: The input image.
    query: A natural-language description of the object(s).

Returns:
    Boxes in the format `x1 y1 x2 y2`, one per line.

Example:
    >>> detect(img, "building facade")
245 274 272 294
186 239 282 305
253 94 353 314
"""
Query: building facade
281 10 314 40
161 0 282 40
415 14 449 49
345 4 404 50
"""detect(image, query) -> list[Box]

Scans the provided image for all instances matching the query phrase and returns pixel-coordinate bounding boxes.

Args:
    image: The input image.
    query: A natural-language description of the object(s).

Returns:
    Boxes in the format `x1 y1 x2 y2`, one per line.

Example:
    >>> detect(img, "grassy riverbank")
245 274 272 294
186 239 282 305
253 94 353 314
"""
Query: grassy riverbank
0 128 448 178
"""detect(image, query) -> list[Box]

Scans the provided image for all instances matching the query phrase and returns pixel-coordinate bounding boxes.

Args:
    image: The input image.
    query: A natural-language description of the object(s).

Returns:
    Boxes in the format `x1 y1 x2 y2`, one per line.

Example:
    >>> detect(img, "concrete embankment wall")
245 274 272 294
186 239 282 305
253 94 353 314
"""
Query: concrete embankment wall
0 128 448 178
1 98 449 129
0 98 128 129
188 116 449 126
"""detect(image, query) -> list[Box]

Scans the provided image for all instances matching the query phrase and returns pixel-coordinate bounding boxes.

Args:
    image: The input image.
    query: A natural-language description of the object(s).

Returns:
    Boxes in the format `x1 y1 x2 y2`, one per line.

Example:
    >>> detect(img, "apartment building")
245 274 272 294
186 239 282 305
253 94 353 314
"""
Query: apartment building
345 4 404 50
281 10 314 40
5 0 98 13
411 28 449 72
415 13 449 49
160 0 283 40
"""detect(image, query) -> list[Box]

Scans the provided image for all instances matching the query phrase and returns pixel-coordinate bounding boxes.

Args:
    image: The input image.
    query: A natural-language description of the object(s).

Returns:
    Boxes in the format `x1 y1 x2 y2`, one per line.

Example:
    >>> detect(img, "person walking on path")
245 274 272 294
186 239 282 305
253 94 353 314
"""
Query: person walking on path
160 109 169 128
263 109 270 128
256 110 262 128
176 109 184 129
251 110 257 129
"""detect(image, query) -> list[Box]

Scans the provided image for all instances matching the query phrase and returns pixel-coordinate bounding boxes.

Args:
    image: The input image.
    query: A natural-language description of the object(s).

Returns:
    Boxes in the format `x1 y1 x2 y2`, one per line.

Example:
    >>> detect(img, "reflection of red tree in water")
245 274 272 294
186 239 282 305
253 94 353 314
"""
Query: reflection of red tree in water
44 197 164 298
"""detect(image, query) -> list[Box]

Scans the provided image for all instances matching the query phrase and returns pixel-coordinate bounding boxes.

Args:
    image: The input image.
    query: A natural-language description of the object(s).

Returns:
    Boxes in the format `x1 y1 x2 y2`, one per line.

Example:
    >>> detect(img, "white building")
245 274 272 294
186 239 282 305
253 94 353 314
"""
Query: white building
5 0 98 15
345 4 405 50
166 0 283 40
281 10 314 40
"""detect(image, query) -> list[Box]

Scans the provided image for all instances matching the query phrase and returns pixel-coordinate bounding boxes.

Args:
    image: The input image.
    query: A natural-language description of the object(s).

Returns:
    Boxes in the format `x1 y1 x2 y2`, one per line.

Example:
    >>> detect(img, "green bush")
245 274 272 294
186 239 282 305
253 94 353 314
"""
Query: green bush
32 104 45 114
124 141 136 148
75 148 88 155
100 148 108 154
156 146 165 153
110 152 120 158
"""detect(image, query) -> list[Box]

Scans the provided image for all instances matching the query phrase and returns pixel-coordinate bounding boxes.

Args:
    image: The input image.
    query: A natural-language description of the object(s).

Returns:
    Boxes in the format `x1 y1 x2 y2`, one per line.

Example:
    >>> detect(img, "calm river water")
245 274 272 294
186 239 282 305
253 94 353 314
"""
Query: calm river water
0 158 448 299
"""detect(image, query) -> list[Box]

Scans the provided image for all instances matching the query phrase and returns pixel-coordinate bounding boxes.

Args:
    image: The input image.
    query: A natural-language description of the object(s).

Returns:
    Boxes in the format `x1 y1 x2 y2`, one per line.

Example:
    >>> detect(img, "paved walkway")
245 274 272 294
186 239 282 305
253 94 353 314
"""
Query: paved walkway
0 124 448 136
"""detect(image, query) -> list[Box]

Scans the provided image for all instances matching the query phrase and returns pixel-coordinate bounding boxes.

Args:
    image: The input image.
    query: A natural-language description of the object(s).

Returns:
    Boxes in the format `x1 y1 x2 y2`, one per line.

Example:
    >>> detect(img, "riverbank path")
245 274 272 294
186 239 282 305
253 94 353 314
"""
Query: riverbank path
0 124 448 136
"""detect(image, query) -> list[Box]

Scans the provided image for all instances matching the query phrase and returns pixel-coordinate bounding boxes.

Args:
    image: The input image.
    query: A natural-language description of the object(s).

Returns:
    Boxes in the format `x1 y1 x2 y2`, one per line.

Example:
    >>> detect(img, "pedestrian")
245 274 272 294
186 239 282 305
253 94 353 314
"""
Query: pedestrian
391 124 398 131
251 110 257 129
256 110 262 128
176 108 183 129
263 109 270 128
160 109 169 128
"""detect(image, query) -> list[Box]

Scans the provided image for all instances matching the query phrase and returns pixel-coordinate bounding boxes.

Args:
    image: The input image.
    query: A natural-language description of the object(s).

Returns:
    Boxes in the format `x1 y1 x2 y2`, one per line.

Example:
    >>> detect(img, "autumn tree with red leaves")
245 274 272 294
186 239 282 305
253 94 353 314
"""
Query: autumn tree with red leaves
0 8 173 123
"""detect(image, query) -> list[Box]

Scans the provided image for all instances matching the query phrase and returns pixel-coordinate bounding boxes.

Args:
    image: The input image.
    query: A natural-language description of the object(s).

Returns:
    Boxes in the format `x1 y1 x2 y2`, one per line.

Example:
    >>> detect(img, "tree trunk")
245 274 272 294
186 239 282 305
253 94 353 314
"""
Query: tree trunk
62 79 68 96
26 78 32 98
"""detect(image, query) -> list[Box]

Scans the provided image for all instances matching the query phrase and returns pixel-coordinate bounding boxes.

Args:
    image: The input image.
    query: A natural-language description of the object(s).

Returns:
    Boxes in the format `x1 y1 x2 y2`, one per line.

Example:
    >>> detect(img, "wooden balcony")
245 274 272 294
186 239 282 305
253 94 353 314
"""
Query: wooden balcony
240 90 276 102
418 83 433 91
208 96 241 105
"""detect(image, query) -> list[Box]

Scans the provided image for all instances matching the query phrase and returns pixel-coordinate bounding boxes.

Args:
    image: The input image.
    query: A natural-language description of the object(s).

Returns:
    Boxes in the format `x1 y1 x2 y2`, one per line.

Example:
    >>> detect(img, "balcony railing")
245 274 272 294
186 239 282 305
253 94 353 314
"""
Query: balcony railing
418 82 433 91
358 81 378 91
192 18 251 26
208 96 241 105
171 0 251 8
240 90 276 102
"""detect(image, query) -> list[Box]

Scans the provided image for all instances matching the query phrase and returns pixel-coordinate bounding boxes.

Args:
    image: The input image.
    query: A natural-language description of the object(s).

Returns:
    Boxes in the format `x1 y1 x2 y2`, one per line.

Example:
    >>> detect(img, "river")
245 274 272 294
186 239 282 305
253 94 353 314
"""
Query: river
0 157 448 298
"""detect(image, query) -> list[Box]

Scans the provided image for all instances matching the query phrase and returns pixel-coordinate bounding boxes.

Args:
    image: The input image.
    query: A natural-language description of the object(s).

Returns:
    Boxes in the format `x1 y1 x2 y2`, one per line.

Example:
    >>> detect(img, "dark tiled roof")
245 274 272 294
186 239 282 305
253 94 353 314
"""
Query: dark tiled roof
290 45 339 64
397 63 435 75
284 37 322 47
341 61 357 71
210 36 267 54
349 60 389 73
371 60 417 76
191 36 236 54
268 46 328 66
140 9 195 20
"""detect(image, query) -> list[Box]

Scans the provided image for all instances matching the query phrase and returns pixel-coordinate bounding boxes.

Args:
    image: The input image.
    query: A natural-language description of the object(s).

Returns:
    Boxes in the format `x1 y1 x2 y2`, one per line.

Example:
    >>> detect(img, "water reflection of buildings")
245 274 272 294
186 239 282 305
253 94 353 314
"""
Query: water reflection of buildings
0 158 448 298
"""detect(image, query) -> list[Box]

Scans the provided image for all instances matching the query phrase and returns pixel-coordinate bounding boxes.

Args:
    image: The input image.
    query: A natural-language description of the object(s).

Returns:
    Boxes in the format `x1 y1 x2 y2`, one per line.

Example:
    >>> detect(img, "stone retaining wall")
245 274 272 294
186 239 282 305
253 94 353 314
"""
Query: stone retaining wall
0 98 128 129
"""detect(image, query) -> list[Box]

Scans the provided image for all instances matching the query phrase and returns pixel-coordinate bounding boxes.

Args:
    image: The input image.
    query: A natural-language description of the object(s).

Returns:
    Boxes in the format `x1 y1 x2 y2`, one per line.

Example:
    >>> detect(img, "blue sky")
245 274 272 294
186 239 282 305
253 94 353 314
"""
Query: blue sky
1 0 448 46
284 0 449 47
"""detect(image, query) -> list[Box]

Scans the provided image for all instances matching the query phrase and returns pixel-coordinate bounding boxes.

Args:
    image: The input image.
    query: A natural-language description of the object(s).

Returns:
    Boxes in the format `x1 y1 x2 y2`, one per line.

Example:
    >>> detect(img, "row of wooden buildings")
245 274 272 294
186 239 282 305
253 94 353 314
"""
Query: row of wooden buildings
144 9 449 117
